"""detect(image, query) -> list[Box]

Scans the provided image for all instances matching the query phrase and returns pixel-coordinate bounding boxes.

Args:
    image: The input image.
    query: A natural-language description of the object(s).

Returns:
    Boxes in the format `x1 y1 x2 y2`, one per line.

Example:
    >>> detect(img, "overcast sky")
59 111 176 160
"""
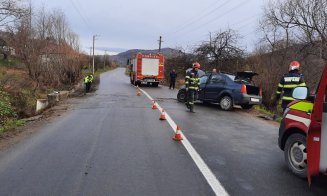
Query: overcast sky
31 0 269 55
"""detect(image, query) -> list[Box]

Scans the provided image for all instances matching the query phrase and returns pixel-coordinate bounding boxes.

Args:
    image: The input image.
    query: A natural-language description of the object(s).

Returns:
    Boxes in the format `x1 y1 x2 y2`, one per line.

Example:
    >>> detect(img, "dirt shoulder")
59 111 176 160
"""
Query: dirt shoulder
0 93 88 151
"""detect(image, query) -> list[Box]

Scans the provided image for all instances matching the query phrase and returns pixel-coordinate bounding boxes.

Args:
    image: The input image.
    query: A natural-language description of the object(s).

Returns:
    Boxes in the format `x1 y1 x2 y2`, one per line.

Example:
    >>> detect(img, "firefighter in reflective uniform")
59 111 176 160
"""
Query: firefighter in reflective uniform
275 61 306 111
185 62 201 113
84 74 94 93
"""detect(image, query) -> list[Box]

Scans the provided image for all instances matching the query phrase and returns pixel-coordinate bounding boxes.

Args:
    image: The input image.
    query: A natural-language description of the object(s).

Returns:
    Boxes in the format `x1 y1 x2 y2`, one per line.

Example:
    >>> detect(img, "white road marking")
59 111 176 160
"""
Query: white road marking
139 88 229 196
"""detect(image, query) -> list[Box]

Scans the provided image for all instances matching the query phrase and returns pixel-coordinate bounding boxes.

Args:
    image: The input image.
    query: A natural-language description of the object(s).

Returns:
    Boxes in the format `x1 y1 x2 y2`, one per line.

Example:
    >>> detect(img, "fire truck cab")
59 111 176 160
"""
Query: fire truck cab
278 64 327 183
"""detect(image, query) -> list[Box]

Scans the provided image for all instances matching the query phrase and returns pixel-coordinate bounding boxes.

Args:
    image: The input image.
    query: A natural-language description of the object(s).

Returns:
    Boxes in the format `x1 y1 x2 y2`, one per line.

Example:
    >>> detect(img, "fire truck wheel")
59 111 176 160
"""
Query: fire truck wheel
284 133 307 178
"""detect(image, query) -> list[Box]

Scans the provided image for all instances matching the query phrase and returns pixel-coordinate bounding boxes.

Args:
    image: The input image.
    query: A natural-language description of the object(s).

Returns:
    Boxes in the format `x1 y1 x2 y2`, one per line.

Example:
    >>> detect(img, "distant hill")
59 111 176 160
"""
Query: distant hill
110 48 181 67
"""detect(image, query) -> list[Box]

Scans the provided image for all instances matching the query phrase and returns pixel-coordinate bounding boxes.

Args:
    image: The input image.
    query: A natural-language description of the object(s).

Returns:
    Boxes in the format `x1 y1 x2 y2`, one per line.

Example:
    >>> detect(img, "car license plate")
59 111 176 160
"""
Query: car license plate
251 98 260 102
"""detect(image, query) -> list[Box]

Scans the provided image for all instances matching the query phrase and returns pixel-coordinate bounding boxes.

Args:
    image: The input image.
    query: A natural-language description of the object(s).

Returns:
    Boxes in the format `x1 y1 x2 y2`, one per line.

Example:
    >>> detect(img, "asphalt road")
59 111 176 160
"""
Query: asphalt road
0 68 326 195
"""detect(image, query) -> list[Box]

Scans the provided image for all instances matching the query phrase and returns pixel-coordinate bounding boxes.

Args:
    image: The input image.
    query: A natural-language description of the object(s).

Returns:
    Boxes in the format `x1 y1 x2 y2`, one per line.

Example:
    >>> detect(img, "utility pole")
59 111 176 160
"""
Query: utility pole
209 32 212 47
158 36 163 53
89 47 92 70
104 50 107 69
29 1 32 33
92 35 99 74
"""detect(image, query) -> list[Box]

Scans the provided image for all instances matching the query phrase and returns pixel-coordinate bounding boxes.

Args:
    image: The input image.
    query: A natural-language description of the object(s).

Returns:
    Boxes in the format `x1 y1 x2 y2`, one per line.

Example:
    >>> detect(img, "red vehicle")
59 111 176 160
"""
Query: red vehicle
129 53 164 87
278 64 327 184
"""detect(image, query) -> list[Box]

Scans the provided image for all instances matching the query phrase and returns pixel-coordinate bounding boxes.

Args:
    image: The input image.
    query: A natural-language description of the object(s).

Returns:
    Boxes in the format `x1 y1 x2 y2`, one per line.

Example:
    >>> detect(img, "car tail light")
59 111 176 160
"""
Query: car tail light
240 84 247 94
259 87 262 96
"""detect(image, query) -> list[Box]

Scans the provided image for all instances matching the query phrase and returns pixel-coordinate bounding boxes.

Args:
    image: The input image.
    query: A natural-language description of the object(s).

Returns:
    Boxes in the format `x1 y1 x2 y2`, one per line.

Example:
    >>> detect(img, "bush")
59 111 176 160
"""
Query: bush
0 119 25 134
0 90 16 125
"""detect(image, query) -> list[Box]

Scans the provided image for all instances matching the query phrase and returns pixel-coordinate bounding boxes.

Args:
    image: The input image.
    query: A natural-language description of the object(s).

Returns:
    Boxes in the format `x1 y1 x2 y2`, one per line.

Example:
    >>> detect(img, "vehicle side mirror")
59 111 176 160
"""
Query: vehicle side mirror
292 86 308 100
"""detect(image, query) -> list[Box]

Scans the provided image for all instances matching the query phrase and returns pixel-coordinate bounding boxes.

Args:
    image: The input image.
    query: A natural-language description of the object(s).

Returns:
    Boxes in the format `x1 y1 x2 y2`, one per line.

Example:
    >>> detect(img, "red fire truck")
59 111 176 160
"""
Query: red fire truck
129 53 164 87
278 64 327 184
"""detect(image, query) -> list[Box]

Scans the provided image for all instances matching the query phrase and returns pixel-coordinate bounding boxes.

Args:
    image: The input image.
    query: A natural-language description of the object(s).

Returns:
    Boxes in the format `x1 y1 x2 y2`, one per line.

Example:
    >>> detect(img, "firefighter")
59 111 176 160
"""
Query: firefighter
275 61 307 111
84 73 94 93
185 62 201 113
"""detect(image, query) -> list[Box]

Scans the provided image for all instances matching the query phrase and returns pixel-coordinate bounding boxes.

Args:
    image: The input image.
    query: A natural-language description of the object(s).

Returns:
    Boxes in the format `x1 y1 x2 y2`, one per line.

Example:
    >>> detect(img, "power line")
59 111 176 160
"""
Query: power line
69 0 91 29
229 14 259 29
170 0 230 35
169 0 250 41
193 14 259 42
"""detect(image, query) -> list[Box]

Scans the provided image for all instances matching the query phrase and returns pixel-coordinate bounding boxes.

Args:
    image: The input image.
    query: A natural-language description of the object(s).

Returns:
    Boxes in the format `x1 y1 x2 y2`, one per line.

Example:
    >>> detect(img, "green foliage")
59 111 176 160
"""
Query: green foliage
0 57 20 67
0 119 25 134
0 90 16 125
11 89 37 117
94 66 114 77
254 105 283 123
125 67 131 76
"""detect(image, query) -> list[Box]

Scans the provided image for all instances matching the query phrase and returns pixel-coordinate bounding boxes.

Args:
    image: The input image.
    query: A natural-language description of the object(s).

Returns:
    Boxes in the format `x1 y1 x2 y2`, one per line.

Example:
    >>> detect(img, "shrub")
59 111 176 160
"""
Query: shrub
0 90 16 125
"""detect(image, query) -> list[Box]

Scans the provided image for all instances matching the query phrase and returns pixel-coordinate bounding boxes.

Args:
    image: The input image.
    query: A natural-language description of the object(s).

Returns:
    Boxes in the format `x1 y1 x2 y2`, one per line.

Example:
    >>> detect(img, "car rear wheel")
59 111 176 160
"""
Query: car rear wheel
219 96 233 110
177 91 186 102
284 133 307 178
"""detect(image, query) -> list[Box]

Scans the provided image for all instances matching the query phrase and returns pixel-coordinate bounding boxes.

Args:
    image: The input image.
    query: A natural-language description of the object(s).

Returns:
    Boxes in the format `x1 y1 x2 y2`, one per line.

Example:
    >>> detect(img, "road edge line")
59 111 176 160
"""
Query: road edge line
139 88 229 196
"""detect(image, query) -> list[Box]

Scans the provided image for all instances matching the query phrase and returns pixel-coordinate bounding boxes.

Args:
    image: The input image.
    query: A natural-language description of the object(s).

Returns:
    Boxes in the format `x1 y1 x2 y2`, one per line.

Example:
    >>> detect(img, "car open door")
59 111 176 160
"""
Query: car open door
307 64 327 184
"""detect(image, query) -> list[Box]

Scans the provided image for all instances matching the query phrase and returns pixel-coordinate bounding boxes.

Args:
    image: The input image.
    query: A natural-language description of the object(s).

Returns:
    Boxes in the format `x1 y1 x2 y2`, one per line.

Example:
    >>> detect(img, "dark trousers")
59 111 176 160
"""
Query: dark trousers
187 90 196 104
185 89 196 112
85 82 91 93
169 79 176 89
281 100 292 112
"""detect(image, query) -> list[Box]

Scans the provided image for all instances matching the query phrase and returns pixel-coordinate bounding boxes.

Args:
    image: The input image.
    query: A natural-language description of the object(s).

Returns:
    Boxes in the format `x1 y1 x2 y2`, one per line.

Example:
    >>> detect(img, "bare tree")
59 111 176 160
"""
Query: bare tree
264 0 327 61
8 5 84 88
195 29 244 71
0 0 28 29
254 0 327 110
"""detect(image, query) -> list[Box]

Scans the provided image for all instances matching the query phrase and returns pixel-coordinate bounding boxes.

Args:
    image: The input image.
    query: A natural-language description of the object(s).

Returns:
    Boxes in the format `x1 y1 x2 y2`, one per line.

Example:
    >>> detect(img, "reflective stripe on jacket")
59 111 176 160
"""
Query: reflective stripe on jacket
185 69 200 90
84 75 94 83
276 71 306 101
187 77 200 90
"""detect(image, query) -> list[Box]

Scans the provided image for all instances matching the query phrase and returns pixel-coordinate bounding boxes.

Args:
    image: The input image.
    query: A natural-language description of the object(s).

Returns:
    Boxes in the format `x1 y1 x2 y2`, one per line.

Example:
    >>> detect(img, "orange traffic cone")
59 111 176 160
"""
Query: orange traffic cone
159 109 166 120
152 101 157 110
136 86 141 96
173 125 183 141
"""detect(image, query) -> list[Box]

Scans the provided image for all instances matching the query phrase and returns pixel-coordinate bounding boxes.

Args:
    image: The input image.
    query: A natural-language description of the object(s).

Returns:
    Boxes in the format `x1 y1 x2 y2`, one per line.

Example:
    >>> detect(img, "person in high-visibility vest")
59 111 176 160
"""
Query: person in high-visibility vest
185 62 201 113
275 61 307 111
84 74 94 93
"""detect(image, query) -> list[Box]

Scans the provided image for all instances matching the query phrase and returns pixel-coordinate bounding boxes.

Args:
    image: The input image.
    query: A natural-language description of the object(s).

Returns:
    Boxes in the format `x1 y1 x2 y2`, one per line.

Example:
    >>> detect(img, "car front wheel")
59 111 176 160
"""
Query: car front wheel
284 133 307 178
219 96 233 110
177 91 186 102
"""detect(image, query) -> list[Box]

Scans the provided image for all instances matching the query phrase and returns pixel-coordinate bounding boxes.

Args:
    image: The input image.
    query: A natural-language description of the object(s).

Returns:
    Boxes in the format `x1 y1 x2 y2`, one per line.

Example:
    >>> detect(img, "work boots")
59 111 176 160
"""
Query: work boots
189 104 195 113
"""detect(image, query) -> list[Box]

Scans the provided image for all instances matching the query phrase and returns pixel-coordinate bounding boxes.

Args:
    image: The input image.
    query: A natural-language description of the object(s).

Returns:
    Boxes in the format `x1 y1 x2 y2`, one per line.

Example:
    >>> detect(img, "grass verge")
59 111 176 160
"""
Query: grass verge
0 119 25 134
